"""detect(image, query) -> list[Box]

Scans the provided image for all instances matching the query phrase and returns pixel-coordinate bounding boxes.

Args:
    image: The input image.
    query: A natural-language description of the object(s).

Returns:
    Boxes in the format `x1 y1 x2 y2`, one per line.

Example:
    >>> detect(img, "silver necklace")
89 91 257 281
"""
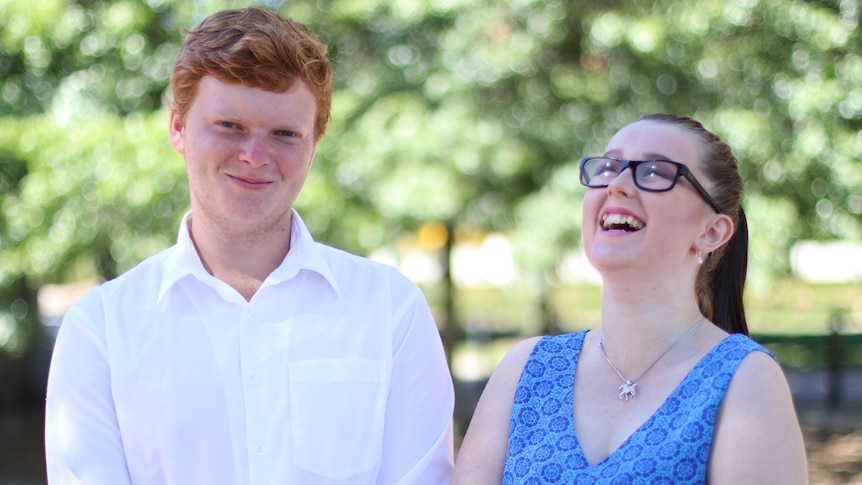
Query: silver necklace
599 316 705 402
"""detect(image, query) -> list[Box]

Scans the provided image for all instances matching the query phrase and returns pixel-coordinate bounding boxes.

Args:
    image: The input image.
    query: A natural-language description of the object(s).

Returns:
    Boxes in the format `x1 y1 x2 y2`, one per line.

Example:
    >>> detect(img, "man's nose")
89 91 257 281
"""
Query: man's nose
240 135 269 166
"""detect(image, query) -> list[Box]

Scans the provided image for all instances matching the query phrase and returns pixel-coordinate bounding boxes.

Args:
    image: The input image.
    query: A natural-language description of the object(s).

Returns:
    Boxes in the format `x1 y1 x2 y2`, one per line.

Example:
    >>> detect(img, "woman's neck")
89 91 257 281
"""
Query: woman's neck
596 276 704 363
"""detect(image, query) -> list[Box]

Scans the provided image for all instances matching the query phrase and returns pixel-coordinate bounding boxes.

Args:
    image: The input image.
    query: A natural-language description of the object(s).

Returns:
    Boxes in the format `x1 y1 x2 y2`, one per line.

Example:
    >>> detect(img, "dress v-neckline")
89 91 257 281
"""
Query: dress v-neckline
569 331 734 468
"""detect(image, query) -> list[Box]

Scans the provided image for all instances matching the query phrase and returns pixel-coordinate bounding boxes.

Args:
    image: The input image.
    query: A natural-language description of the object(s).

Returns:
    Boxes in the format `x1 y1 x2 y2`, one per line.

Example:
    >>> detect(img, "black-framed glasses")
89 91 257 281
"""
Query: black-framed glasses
579 156 723 213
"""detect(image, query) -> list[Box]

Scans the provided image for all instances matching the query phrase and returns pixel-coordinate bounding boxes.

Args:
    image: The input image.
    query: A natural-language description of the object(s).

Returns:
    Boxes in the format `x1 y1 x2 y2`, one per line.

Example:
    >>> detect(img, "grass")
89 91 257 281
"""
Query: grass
426 278 862 378
431 278 862 335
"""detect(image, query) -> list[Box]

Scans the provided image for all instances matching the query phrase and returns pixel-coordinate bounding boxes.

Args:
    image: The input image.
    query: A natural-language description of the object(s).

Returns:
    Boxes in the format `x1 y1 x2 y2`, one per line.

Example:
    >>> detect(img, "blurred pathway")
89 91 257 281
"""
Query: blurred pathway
787 368 862 433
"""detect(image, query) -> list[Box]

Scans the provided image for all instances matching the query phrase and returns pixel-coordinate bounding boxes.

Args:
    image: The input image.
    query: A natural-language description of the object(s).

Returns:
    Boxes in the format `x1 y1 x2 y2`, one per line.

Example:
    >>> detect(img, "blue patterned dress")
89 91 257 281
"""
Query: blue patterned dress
502 331 771 484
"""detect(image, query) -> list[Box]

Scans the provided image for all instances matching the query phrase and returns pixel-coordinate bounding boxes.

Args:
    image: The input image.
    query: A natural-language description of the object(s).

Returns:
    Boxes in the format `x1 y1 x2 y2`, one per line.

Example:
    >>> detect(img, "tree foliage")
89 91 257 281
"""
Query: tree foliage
2 0 861 353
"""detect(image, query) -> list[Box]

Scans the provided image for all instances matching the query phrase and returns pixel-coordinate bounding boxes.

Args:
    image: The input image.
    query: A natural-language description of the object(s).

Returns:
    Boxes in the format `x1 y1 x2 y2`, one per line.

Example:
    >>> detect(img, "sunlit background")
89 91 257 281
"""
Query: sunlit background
2 0 862 482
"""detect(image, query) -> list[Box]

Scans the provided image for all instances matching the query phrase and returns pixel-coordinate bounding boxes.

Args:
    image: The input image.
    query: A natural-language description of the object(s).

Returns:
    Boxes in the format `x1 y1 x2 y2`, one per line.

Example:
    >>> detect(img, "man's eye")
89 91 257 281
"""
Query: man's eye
220 121 237 129
277 130 296 137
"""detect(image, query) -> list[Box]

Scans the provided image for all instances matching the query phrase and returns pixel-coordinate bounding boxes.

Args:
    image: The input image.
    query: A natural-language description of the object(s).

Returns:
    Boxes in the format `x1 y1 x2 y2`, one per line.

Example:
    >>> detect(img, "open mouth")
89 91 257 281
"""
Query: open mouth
601 213 644 232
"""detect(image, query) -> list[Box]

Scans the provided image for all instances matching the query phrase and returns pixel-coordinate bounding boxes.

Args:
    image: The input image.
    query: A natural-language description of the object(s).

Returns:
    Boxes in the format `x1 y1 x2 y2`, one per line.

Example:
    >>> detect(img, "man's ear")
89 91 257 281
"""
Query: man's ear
698 213 735 254
168 111 185 155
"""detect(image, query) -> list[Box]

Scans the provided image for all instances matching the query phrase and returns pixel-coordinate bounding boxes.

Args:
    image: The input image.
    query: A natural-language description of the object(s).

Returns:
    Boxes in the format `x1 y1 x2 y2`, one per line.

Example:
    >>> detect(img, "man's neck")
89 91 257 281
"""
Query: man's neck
187 214 292 301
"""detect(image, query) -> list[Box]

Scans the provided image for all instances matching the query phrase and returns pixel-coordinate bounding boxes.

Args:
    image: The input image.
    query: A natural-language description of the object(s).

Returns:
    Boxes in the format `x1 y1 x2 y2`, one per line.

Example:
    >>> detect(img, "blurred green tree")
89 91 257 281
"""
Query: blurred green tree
1 0 861 357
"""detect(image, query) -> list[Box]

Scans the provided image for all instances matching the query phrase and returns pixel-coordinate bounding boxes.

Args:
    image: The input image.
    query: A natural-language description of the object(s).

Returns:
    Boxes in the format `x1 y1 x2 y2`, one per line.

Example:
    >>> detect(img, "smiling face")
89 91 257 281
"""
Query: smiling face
169 76 318 241
582 120 719 275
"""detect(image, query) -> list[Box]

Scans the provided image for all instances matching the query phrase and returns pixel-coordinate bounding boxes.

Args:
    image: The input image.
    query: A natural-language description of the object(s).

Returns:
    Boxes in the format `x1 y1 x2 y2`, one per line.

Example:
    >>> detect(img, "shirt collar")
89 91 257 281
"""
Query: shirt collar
158 209 340 303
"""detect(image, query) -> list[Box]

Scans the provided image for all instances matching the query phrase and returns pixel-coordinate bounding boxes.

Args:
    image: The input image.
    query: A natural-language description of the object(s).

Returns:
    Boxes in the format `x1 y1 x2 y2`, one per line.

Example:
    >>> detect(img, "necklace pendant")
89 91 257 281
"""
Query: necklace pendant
619 380 637 401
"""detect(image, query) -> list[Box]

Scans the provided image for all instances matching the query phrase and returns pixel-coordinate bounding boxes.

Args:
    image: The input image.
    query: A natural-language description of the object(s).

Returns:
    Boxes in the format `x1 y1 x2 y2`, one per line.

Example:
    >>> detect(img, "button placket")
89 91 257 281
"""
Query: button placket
240 307 268 463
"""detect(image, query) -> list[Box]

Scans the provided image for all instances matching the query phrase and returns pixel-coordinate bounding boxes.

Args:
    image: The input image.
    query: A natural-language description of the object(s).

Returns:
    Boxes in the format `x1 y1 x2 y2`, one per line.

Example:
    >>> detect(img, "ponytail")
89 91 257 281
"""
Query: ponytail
709 208 749 335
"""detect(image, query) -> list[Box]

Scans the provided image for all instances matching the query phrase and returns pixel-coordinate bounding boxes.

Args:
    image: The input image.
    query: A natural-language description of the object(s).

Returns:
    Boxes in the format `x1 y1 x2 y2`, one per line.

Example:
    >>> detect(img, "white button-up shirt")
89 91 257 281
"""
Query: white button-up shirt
45 210 454 484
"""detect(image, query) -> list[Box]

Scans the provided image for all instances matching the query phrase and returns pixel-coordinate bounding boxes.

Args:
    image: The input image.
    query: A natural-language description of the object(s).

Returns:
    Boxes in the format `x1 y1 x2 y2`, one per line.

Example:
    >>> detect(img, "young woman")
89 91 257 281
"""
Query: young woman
451 114 807 484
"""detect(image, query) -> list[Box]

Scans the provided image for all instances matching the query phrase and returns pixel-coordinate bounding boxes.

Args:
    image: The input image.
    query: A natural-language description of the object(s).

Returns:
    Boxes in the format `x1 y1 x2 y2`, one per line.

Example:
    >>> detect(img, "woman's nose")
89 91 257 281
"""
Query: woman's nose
605 167 637 197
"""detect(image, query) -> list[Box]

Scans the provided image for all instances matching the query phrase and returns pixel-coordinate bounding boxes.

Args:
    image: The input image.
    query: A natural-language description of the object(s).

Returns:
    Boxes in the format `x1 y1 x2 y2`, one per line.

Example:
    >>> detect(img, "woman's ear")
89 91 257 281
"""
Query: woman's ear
698 213 735 254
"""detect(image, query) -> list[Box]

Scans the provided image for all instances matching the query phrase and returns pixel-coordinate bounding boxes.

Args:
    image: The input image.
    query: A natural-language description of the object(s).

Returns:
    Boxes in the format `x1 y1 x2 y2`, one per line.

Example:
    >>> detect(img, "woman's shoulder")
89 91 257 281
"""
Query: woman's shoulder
496 335 543 376
722 332 774 354
500 330 588 371
724 342 787 400
709 335 808 483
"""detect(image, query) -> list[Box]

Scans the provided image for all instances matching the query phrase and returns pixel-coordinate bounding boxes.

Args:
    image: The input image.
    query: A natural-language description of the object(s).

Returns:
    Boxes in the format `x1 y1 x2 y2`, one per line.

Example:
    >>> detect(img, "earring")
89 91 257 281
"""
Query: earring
696 249 704 265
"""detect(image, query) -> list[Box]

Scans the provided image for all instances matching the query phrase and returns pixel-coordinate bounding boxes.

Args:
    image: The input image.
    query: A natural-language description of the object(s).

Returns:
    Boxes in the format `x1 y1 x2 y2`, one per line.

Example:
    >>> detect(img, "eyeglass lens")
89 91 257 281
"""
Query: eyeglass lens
583 158 680 191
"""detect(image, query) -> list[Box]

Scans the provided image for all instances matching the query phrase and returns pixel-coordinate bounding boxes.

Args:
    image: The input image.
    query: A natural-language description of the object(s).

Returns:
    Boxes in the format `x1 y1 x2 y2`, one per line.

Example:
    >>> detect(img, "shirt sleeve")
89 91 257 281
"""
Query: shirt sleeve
45 292 133 485
377 287 455 485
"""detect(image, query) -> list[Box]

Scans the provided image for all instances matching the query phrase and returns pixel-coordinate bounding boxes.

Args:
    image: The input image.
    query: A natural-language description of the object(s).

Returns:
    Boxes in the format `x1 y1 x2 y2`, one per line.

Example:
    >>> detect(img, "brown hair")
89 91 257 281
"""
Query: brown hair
638 114 749 335
170 7 333 141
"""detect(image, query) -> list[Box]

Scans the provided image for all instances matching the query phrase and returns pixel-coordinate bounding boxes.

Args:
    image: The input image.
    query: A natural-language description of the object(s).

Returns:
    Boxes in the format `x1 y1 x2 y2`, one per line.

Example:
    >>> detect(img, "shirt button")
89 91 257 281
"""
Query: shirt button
250 374 261 384
256 445 266 455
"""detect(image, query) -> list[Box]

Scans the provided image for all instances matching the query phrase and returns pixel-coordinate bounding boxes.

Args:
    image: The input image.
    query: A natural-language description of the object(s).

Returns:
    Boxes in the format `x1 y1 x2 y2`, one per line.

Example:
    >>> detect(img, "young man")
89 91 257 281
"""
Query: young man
45 8 454 484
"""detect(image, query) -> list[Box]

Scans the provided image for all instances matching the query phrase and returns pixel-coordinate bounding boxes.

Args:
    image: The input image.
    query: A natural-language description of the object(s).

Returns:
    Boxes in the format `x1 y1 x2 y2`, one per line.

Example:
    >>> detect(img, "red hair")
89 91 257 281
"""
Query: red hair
170 7 333 141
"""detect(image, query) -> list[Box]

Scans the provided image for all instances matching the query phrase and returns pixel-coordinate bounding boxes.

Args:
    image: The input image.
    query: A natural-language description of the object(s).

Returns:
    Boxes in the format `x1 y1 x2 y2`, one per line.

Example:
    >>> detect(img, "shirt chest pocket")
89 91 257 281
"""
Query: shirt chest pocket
288 359 388 480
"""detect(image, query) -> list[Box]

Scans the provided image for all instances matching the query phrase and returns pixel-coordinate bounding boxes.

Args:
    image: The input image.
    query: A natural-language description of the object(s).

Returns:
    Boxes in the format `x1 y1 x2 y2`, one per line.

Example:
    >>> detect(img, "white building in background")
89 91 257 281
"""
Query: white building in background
374 233 518 288
557 250 602 285
791 241 862 284
377 232 862 289
451 234 517 287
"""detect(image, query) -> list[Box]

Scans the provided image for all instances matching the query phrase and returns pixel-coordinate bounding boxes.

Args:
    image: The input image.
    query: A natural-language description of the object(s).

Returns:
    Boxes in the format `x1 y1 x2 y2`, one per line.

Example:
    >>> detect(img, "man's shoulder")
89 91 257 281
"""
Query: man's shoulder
314 242 404 276
62 246 176 323
310 242 424 298
95 245 177 295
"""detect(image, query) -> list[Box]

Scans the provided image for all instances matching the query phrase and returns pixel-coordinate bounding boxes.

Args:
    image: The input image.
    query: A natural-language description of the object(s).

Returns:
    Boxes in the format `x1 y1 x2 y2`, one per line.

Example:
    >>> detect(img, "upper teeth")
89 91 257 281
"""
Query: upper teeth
602 213 644 230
